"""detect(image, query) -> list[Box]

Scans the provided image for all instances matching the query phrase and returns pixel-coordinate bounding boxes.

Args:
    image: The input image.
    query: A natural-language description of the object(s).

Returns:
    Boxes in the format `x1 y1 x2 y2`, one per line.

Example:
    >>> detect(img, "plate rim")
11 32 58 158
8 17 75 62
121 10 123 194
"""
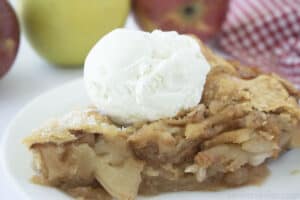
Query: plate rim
1 78 82 199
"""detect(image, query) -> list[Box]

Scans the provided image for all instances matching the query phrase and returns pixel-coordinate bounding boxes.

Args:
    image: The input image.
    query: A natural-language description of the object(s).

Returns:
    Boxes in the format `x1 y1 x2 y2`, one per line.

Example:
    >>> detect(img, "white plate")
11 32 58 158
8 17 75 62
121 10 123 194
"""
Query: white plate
2 79 300 200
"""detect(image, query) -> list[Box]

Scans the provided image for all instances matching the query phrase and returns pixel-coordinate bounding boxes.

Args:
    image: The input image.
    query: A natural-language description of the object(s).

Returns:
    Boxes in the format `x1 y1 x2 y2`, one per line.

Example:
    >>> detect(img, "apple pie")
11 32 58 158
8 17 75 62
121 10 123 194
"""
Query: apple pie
24 43 300 200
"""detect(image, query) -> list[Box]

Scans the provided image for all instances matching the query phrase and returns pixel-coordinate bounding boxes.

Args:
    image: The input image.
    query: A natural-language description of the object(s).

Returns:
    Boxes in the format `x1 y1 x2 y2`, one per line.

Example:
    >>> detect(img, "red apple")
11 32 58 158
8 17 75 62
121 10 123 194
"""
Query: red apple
0 0 20 78
132 0 229 41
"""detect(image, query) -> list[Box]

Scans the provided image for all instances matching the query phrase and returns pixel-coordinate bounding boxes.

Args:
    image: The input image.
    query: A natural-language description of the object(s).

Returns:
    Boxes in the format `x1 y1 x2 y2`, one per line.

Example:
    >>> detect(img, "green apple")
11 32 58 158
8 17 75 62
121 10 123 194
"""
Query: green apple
19 0 130 67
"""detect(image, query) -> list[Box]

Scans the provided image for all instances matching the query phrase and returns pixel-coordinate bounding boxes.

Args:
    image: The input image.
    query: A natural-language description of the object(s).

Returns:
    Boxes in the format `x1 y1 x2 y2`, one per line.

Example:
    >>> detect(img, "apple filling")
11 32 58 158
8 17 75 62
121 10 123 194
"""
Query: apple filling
24 45 300 200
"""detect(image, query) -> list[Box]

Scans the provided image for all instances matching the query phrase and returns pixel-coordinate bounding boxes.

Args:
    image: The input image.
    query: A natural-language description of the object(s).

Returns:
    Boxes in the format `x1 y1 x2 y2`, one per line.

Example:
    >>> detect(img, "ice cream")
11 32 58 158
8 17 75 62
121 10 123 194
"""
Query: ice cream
84 29 211 124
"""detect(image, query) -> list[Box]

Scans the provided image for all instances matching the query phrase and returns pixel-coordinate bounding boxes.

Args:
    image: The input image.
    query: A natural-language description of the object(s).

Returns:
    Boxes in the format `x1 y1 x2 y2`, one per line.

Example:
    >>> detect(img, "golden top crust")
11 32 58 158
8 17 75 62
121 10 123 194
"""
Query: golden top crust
23 107 134 147
203 72 300 115
24 41 300 147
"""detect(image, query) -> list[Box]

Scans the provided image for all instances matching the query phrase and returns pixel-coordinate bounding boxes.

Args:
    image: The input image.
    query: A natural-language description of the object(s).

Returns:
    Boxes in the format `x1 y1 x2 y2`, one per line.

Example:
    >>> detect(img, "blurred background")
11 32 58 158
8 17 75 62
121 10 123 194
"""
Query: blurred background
0 0 299 198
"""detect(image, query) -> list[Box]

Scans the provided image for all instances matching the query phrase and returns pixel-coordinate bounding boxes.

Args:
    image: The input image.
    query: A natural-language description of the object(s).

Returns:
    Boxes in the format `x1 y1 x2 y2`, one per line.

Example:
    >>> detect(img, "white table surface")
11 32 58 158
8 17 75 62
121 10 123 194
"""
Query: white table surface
0 1 139 198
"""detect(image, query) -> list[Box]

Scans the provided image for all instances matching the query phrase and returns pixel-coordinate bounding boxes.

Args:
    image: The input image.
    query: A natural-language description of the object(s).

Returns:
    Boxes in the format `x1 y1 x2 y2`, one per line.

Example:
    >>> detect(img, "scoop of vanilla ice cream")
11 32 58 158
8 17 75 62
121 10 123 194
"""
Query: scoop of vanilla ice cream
84 29 211 124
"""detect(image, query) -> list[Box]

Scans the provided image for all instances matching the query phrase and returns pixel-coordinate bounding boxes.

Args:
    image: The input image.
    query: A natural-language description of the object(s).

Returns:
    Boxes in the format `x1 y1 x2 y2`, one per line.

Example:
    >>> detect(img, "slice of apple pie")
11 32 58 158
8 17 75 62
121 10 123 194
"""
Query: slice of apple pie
24 43 300 200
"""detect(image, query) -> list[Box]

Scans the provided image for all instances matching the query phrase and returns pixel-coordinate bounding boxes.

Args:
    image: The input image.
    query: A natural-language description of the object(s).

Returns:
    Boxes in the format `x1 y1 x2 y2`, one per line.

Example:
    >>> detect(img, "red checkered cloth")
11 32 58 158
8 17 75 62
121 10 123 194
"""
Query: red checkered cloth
219 0 300 87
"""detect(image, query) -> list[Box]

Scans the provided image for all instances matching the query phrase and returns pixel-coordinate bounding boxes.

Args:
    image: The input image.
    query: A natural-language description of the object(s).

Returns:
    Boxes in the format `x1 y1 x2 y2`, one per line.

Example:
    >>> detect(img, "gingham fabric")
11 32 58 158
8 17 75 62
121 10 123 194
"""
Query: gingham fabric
219 0 300 87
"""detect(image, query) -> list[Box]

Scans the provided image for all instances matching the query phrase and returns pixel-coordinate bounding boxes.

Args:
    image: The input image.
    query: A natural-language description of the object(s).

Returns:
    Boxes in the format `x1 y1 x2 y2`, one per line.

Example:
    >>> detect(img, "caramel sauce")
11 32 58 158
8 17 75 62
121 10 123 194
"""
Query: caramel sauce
245 165 270 186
